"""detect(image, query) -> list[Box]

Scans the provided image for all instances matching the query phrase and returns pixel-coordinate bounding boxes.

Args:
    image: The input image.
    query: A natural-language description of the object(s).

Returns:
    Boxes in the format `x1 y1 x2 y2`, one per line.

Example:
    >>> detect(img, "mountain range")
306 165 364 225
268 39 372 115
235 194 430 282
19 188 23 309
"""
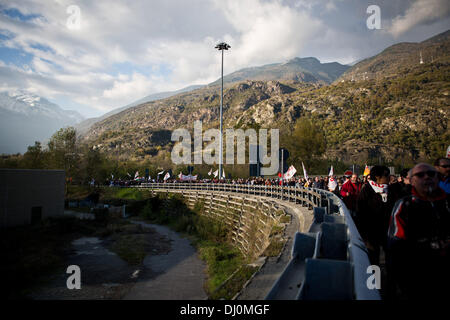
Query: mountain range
80 29 449 165
1 29 448 164
75 57 349 135
0 91 84 154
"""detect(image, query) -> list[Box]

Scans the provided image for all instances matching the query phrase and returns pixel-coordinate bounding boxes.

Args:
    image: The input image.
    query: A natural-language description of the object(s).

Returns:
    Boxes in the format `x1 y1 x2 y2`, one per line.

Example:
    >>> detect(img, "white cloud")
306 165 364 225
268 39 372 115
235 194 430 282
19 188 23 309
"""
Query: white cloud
0 0 448 118
389 0 450 38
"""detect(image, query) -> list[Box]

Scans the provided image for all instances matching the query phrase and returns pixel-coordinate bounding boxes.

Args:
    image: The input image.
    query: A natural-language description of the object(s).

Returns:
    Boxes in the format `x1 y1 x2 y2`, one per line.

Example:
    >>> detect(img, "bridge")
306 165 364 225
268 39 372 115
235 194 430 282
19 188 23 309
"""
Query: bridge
135 182 381 300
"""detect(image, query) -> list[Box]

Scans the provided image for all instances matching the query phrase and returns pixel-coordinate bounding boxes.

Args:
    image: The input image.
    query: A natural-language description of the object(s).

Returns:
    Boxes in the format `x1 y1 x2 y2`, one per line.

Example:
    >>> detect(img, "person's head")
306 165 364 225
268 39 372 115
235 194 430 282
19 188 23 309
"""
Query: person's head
399 168 410 184
409 163 439 197
369 165 390 184
351 174 357 183
315 176 319 182
389 175 397 184
434 157 450 178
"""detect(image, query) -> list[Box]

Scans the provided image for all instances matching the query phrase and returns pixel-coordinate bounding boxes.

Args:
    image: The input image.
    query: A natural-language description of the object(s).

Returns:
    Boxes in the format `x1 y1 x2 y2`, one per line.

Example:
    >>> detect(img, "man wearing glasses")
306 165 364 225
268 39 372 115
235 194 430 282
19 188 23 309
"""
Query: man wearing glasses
434 157 450 194
387 163 449 299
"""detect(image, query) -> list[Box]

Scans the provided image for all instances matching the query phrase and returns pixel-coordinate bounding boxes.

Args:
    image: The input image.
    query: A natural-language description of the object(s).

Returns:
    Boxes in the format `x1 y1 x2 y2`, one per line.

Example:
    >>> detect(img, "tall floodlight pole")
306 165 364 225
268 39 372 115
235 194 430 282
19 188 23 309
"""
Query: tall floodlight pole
215 42 230 180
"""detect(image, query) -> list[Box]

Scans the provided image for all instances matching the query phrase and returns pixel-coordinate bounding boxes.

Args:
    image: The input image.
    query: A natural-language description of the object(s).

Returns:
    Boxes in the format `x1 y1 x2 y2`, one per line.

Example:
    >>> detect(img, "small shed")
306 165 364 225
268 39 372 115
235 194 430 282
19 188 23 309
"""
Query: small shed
0 169 65 228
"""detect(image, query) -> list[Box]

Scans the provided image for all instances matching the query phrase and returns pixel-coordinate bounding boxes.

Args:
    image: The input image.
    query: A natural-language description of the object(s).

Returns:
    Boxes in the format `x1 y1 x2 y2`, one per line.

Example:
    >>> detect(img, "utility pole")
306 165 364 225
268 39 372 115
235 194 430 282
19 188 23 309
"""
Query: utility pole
215 42 230 179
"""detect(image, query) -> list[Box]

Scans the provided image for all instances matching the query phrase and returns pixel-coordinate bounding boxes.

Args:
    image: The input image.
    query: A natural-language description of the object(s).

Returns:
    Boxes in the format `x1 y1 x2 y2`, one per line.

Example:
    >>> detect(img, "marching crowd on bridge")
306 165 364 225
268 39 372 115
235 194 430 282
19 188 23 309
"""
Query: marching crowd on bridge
101 157 449 300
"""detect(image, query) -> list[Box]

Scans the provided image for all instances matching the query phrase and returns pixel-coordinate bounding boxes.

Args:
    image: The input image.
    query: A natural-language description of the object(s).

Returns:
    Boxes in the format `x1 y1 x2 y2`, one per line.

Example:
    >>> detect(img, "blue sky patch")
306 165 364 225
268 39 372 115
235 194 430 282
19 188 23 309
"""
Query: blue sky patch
1 7 41 21
0 46 33 67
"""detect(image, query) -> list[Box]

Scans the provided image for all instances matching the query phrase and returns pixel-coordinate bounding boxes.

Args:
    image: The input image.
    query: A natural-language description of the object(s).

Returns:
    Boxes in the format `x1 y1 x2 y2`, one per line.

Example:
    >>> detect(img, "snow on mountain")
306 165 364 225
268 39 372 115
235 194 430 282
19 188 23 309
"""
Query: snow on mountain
0 90 84 122
0 90 85 154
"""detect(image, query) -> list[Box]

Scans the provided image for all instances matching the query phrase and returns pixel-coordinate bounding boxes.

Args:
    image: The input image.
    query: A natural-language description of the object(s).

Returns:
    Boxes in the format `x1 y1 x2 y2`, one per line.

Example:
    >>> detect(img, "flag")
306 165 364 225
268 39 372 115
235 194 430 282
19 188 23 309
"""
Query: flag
328 176 337 191
208 168 212 176
158 170 164 175
302 162 309 181
163 172 171 181
111 174 114 179
127 172 131 177
134 171 139 180
222 169 225 179
213 169 218 178
178 172 183 179
284 165 297 180
363 165 370 176
328 165 334 177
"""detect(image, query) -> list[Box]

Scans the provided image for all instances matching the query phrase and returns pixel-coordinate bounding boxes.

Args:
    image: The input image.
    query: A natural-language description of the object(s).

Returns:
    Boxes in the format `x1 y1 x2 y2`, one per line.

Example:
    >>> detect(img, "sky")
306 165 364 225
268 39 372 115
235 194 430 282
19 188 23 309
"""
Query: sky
0 0 449 118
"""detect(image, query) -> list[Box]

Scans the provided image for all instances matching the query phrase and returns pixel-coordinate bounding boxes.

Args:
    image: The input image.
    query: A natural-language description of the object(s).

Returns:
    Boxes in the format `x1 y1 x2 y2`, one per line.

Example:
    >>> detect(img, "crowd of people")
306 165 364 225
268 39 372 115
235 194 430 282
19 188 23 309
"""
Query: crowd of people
103 158 449 300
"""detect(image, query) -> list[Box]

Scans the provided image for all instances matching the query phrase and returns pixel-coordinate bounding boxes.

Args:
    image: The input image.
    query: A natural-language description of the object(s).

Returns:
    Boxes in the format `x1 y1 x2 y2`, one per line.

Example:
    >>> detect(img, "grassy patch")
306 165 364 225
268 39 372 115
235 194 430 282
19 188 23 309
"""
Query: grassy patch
197 241 244 295
210 265 259 300
66 185 92 200
280 214 291 224
270 225 284 237
263 239 287 257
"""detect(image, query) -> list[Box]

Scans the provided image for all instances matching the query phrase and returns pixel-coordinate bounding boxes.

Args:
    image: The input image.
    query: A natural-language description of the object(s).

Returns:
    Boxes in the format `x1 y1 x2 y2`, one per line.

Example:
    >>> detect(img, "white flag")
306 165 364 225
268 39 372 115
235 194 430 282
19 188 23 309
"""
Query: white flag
302 162 309 181
158 170 164 175
328 165 334 177
213 169 218 178
222 169 225 179
163 172 171 181
111 174 114 179
134 171 139 180
284 165 297 180
208 169 212 176
328 177 337 191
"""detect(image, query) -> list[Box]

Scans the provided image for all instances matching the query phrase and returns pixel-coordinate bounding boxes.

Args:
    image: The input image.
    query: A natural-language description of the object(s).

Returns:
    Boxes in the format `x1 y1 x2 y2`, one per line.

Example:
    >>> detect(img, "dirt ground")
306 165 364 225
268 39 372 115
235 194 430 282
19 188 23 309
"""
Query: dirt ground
28 222 185 300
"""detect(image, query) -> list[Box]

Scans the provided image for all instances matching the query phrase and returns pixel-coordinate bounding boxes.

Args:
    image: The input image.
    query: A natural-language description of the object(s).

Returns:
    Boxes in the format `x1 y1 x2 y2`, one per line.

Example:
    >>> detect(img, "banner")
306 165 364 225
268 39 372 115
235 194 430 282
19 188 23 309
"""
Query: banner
163 172 171 181
179 174 198 181
284 165 297 180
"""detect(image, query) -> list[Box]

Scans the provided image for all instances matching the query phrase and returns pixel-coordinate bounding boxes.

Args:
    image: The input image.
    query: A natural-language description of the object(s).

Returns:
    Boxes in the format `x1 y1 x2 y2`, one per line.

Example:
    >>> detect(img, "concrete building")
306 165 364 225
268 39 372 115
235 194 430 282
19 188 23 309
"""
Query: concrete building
0 169 65 228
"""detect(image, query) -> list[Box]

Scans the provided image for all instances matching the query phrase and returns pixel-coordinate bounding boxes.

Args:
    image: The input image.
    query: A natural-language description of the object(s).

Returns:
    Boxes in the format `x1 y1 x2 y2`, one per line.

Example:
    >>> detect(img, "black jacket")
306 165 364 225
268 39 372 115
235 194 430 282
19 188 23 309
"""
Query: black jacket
387 188 450 299
355 183 402 246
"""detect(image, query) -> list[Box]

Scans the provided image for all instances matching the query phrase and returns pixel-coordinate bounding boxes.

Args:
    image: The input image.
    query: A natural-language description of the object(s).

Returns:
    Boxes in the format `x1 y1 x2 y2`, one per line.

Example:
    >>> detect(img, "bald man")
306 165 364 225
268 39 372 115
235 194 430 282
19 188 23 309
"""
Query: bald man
387 163 449 299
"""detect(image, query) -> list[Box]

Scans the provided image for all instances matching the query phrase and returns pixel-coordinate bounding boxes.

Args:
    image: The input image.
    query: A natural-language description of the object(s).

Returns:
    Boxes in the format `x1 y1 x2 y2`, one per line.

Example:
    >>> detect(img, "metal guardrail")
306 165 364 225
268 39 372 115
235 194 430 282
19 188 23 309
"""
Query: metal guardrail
135 182 380 300
138 183 324 208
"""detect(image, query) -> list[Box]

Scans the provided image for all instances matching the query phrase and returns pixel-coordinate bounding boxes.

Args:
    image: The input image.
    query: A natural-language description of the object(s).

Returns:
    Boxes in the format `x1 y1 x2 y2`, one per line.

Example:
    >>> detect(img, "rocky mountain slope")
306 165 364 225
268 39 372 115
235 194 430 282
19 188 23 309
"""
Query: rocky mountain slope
81 30 449 165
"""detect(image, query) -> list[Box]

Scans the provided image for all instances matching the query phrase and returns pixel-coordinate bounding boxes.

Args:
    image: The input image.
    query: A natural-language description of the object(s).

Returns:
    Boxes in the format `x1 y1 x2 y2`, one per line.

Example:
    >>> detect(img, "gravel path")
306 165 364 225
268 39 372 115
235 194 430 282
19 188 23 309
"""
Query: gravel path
124 221 208 300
